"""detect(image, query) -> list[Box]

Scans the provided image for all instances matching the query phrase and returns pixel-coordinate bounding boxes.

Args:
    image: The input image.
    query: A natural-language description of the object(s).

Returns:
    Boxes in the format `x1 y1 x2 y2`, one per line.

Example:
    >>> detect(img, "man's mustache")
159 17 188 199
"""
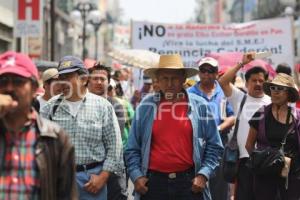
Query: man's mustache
254 86 262 90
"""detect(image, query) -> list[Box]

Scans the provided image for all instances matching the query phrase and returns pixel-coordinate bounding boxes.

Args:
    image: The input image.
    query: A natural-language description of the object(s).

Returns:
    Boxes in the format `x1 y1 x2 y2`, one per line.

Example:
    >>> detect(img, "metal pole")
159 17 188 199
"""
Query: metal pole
241 0 245 22
50 0 55 61
94 23 102 60
16 38 21 52
94 28 98 60
82 9 87 60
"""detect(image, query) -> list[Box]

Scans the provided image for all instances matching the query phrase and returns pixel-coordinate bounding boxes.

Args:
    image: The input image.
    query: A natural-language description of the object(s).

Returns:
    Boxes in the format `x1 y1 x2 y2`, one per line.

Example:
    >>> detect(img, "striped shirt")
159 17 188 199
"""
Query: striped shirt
0 112 40 200
40 92 123 173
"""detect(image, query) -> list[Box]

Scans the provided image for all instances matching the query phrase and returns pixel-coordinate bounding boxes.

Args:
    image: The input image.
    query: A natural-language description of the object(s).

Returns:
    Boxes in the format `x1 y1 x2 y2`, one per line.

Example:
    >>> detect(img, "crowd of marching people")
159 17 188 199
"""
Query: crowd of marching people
0 50 300 200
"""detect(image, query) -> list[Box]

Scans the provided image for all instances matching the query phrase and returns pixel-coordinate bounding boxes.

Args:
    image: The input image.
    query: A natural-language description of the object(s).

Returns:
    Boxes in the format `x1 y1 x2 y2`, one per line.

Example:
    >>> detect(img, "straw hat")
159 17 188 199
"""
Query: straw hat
143 54 198 78
263 73 299 102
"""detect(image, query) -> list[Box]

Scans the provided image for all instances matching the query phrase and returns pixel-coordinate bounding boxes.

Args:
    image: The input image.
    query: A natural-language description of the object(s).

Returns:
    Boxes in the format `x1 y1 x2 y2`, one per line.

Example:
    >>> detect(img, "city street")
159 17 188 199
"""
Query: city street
0 0 300 200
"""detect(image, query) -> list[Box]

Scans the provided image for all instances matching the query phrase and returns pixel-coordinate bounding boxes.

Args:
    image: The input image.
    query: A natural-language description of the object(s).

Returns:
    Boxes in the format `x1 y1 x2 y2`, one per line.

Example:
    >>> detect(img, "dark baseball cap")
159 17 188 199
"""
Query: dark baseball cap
57 56 88 75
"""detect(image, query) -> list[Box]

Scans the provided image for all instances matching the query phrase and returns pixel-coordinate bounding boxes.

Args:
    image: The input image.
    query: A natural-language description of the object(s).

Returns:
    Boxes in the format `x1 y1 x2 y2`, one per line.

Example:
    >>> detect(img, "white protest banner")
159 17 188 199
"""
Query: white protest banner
15 0 43 37
132 18 294 69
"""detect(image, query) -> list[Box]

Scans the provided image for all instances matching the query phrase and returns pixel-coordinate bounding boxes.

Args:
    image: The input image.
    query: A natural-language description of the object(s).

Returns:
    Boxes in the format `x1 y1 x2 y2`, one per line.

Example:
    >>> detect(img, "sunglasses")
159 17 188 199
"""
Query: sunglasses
0 76 28 87
270 85 288 92
199 68 217 74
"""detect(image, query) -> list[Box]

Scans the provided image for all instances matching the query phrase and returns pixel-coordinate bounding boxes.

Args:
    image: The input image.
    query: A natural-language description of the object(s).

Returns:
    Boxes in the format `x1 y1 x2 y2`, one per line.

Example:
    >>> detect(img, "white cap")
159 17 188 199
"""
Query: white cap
109 79 117 88
197 57 218 68
42 68 59 82
143 75 152 84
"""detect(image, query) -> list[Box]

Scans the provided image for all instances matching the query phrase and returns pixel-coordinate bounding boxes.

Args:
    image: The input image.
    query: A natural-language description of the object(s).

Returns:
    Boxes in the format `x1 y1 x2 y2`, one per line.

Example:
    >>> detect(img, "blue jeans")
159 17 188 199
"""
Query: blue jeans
141 169 203 200
76 164 107 200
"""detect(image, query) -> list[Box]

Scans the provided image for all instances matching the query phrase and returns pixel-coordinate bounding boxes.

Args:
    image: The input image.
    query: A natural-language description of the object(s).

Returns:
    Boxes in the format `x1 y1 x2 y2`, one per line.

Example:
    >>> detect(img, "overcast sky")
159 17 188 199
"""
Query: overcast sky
119 0 196 23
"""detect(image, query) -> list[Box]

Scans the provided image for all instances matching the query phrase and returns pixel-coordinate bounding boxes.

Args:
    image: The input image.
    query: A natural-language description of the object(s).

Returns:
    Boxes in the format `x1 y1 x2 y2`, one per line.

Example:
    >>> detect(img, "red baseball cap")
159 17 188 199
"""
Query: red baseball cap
0 51 39 80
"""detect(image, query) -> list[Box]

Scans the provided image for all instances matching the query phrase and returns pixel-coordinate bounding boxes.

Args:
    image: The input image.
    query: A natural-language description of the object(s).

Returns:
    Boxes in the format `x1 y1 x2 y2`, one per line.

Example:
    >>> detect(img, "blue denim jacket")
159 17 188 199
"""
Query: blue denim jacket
124 92 224 200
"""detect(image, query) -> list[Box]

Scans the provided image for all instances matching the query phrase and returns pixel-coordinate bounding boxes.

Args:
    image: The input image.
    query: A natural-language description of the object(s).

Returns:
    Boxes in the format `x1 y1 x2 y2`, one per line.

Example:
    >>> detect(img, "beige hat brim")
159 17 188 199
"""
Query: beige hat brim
263 82 300 103
144 67 199 79
44 74 59 82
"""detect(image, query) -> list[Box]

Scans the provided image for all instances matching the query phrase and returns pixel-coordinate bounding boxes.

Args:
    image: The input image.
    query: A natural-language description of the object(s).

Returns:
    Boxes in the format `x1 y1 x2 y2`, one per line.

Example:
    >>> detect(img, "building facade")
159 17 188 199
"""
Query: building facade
0 1 14 53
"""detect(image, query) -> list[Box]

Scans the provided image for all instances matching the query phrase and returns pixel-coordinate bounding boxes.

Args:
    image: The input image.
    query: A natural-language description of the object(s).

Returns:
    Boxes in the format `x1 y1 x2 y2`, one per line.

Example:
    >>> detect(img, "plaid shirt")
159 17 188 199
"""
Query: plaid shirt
0 112 40 200
40 92 123 173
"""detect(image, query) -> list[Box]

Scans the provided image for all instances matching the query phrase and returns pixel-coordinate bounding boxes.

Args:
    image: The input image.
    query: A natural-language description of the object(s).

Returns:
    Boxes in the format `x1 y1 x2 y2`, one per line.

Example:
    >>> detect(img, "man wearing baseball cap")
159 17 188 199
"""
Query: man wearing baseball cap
37 68 61 109
188 57 235 200
131 75 153 109
0 51 77 199
41 55 123 200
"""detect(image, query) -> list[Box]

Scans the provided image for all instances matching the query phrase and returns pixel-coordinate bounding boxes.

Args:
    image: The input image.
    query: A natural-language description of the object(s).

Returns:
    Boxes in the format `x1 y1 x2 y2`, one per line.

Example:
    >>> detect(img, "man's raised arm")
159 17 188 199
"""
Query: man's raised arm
218 52 255 97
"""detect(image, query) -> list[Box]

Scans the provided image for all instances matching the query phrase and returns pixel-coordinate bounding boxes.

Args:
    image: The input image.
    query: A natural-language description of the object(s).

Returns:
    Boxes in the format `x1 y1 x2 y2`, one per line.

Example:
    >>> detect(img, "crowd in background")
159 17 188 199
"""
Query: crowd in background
1 50 300 200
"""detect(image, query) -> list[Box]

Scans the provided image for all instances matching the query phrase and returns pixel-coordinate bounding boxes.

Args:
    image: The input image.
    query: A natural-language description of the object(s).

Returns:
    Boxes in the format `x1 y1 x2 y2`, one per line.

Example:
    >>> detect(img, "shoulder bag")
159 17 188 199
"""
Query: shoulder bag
222 94 247 183
248 107 291 177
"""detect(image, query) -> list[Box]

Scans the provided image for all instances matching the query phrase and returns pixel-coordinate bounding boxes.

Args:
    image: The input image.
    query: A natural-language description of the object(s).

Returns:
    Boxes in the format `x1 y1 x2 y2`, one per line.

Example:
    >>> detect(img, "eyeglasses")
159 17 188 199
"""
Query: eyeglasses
270 85 288 92
0 76 28 87
199 68 217 74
